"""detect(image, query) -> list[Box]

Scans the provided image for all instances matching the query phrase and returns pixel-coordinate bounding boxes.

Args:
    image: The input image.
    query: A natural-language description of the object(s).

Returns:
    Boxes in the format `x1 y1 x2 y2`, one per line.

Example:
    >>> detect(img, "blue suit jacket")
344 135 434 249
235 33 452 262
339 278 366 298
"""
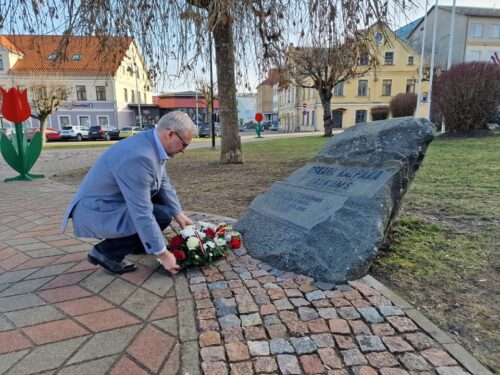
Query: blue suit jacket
61 130 181 254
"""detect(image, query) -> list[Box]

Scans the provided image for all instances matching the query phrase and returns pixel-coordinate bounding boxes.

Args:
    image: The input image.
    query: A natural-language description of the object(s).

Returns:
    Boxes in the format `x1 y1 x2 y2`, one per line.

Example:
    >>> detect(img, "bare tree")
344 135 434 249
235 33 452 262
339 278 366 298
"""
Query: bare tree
195 78 217 122
29 83 71 145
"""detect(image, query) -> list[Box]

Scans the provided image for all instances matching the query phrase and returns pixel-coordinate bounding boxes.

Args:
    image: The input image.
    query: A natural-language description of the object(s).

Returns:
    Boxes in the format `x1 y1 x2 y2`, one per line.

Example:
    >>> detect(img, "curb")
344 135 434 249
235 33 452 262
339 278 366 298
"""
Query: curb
362 275 494 375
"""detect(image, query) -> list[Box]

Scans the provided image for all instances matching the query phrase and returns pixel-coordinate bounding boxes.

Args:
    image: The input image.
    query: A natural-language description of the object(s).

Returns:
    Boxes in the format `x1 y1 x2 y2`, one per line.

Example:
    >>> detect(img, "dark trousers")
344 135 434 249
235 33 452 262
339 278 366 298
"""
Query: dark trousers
95 199 172 261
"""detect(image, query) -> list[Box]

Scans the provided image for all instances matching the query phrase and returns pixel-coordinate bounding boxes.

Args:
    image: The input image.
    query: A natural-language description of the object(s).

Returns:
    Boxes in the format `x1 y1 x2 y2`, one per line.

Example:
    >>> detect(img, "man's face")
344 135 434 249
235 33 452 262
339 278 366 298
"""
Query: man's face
162 127 193 157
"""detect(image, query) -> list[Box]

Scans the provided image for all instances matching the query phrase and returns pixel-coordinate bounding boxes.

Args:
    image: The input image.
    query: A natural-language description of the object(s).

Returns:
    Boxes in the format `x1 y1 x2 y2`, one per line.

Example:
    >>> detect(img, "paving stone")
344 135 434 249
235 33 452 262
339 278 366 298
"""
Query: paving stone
378 305 405 317
199 319 220 332
99 278 137 304
196 297 214 310
122 288 161 319
0 293 46 312
110 355 150 375
241 313 263 327
10 336 88 374
298 307 319 321
153 317 178 337
351 298 373 308
190 276 207 284
277 354 301 374
365 352 400 368
25 263 76 280
350 320 372 335
119 264 155 286
37 285 92 304
0 315 14 331
0 349 30 374
314 281 336 291
0 330 33 354
212 288 233 299
201 361 228 375
300 353 326 374
338 306 361 320
225 341 251 362
39 270 93 290
308 318 329 333
178 298 198 341
318 347 343 369
141 272 174 296
399 352 430 370
58 355 118 375
198 307 216 320
270 338 295 354
254 293 271 305
334 334 357 350
260 303 278 316
266 323 288 339
79 269 115 293
329 318 351 334
214 298 237 317
403 333 439 350
436 367 471 375
244 326 267 341
357 335 386 352
248 340 270 356
68 325 141 364
341 349 368 366
201 345 226 362
75 308 141 332
264 314 281 326
285 288 303 298
420 348 458 366
387 316 419 333
239 302 259 314
305 290 325 301
5 305 64 327
22 318 90 345
56 295 114 316
311 333 336 348
180 339 201 375
379 368 410 375
0 276 54 297
372 323 396 336
382 336 414 353
221 326 245 343
200 331 222 347
254 356 278 373
357 307 384 323
332 298 352 308
318 307 338 319
290 336 317 355
219 314 241 329
273 298 294 310
229 361 254 375
15 242 51 252
0 269 37 284
208 281 229 290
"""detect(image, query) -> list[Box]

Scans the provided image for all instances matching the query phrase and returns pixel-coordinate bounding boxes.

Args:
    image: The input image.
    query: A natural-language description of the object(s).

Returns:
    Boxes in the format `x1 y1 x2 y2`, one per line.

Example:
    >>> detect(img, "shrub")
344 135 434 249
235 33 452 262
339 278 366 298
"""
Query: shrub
370 105 390 121
390 93 418 117
432 62 500 133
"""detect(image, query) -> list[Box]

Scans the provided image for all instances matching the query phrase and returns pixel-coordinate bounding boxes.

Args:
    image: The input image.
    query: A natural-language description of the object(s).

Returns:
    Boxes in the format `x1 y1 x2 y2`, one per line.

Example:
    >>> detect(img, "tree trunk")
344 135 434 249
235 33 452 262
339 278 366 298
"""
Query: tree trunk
320 91 334 137
39 115 49 146
213 11 243 164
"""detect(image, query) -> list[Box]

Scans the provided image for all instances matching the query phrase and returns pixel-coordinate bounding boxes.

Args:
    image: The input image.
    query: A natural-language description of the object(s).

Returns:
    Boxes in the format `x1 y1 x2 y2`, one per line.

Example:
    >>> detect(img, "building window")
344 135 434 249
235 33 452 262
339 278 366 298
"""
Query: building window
96 86 106 101
59 116 70 128
471 23 483 38
312 110 315 126
0 56 3 70
131 89 135 103
333 82 344 96
406 79 416 94
355 110 367 123
489 25 500 38
72 54 82 61
384 52 394 65
76 86 87 101
468 51 481 61
382 80 392 96
124 88 128 102
98 116 109 127
408 56 414 65
358 80 368 96
48 54 57 61
359 54 369 65
79 116 90 127
422 92 428 102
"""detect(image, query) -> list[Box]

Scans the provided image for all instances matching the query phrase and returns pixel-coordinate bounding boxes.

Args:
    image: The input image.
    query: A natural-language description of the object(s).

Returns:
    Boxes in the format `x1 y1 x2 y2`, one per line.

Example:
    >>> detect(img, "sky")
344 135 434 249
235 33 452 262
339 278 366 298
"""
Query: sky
167 0 499 93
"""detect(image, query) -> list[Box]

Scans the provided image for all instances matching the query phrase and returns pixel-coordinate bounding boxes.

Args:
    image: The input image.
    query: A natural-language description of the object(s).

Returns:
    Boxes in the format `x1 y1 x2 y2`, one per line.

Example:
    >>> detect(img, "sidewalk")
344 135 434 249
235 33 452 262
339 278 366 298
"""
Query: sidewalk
0 147 490 375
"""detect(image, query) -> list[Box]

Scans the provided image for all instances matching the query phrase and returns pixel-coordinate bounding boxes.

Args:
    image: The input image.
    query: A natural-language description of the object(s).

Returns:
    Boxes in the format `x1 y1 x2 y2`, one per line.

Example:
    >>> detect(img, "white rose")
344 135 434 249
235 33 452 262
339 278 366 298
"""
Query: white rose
186 237 199 250
180 226 196 238
205 241 215 248
215 238 226 246
198 221 216 230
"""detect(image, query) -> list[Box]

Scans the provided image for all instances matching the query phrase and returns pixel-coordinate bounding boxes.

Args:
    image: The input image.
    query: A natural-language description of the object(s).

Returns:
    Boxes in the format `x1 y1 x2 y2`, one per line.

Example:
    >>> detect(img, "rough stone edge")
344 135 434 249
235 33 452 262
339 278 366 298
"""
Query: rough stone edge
362 275 493 375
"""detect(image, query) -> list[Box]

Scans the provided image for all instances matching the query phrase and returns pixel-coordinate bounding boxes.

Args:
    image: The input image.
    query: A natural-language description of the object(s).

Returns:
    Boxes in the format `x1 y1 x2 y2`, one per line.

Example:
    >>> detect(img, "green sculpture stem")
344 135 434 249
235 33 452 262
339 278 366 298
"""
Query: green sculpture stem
255 122 264 138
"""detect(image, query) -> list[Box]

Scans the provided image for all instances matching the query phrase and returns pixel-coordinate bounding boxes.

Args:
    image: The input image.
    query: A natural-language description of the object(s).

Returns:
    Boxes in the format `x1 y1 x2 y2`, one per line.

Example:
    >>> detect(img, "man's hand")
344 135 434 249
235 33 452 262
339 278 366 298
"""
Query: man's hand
157 251 181 275
174 212 193 229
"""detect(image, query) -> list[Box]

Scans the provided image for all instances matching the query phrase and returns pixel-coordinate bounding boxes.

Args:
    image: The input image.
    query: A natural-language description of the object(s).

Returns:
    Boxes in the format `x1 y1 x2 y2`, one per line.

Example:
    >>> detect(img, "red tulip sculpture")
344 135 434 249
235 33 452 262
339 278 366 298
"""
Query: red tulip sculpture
0 88 44 182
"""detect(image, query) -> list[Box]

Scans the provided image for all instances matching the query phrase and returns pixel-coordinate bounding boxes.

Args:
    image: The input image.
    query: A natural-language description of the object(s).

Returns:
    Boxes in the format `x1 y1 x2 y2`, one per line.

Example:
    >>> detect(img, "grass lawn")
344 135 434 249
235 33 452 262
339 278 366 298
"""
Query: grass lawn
52 133 499 371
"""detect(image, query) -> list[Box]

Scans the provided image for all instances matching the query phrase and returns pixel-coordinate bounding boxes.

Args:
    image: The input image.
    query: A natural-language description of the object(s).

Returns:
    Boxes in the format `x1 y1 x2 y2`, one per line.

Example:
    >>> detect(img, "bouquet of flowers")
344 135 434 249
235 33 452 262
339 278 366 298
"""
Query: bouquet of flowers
166 221 241 267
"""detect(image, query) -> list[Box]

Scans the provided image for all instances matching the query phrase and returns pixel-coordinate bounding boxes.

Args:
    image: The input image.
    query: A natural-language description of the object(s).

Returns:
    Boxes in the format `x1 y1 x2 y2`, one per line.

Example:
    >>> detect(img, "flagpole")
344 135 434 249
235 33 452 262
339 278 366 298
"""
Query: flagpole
416 0 429 116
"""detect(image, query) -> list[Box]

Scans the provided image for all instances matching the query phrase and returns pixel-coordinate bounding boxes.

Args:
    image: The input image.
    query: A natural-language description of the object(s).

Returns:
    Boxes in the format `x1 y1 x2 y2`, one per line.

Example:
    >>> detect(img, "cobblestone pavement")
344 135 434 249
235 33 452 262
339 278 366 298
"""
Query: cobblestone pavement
0 148 487 375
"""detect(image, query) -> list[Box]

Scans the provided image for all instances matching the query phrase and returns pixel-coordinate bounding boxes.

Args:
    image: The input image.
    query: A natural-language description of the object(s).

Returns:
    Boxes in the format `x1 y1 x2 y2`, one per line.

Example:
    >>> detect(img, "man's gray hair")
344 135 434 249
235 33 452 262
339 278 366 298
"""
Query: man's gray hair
157 111 194 135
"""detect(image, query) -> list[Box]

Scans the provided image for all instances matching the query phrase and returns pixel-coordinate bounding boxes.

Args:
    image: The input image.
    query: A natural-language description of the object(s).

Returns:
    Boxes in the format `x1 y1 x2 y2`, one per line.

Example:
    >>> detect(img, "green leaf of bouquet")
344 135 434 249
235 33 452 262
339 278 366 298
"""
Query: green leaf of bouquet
0 133 22 173
25 131 43 172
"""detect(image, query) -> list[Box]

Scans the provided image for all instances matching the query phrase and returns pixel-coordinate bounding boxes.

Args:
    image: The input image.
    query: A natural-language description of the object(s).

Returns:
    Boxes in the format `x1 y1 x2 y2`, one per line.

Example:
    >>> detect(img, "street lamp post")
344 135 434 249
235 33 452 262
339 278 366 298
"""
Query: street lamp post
132 62 143 129
209 34 215 149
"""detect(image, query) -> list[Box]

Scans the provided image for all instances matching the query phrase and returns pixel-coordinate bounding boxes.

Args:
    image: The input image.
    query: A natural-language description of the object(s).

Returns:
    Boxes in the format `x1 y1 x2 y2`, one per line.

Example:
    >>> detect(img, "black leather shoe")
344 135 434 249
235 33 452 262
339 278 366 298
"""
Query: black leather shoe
87 247 137 275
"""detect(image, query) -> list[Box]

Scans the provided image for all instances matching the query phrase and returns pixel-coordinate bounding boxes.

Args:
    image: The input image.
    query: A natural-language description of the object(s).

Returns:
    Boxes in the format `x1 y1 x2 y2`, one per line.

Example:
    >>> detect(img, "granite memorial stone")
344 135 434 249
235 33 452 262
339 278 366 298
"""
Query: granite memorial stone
235 117 434 282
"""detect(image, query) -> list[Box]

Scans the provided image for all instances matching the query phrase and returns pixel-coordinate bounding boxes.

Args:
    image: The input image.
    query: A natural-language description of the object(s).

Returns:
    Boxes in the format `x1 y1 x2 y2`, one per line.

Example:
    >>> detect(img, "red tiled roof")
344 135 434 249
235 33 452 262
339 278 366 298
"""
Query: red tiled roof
257 68 281 88
0 35 133 74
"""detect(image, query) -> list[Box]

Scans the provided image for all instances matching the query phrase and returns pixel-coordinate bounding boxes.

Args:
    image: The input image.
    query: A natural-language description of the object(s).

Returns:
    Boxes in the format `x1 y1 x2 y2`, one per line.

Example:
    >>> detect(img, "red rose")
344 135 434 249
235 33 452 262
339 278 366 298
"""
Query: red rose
169 235 183 249
204 227 216 239
172 249 186 260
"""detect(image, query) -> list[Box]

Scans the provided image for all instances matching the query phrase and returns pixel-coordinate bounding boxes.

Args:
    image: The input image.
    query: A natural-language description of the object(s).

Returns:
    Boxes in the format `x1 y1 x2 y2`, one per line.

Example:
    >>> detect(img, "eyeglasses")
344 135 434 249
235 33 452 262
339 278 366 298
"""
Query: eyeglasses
168 129 189 149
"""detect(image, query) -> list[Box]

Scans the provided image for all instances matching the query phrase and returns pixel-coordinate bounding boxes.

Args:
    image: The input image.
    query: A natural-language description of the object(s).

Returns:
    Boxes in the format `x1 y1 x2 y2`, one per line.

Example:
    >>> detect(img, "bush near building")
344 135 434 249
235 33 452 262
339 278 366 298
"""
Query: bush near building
432 62 500 134
370 106 390 121
390 93 417 118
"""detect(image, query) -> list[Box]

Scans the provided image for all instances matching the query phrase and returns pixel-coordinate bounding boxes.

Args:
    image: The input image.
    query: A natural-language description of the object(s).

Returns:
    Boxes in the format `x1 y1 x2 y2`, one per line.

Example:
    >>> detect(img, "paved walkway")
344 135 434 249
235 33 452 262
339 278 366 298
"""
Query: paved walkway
0 145 489 375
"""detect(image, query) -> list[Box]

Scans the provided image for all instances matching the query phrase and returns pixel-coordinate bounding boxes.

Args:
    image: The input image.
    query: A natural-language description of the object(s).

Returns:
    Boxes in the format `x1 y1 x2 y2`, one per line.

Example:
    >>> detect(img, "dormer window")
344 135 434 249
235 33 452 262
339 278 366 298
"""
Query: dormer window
72 54 82 61
48 54 57 61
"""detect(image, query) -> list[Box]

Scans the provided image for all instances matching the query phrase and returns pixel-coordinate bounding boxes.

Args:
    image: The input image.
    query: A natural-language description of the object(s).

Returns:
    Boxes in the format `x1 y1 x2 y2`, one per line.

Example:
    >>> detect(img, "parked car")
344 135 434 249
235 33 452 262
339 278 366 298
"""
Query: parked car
119 126 142 138
60 125 89 141
1 123 14 140
142 124 156 131
269 122 279 131
88 125 120 141
197 122 221 138
240 122 257 131
25 127 61 142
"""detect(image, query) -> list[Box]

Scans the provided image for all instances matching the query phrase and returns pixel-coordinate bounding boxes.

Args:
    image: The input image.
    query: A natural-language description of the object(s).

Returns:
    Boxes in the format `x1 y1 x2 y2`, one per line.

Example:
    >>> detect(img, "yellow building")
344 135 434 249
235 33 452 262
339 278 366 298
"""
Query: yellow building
278 24 430 132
